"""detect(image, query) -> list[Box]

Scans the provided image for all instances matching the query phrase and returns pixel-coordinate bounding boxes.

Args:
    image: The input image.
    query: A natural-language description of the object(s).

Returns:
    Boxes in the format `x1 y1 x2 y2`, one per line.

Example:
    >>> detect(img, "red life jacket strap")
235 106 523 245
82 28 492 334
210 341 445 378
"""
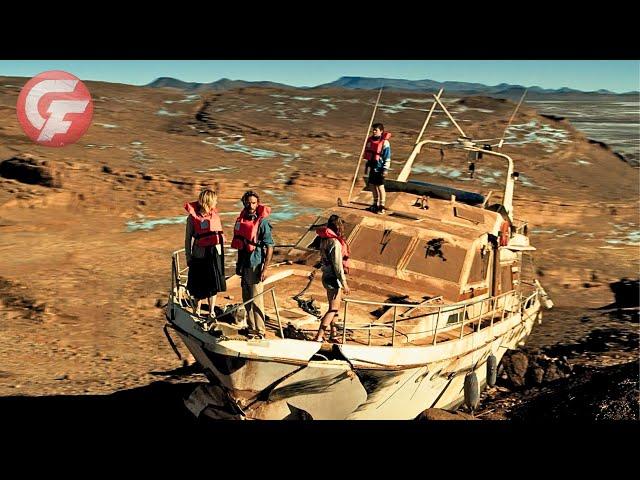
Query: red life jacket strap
194 230 224 240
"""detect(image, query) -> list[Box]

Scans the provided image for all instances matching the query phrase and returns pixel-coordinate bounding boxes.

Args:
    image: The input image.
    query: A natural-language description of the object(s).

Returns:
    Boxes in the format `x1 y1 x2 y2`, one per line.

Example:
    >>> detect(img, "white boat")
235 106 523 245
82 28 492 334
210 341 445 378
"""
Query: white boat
164 90 553 420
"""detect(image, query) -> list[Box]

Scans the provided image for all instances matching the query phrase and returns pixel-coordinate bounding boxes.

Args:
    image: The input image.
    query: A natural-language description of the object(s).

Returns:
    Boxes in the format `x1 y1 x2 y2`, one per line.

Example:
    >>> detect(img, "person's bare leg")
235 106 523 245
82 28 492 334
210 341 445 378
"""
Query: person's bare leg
379 184 386 208
314 289 342 341
374 185 383 207
208 294 217 318
370 184 378 208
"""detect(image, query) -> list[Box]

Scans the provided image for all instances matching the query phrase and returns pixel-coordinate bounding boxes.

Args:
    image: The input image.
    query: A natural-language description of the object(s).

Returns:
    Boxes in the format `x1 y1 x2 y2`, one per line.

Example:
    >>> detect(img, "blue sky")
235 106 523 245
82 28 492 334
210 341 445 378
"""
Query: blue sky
0 60 638 93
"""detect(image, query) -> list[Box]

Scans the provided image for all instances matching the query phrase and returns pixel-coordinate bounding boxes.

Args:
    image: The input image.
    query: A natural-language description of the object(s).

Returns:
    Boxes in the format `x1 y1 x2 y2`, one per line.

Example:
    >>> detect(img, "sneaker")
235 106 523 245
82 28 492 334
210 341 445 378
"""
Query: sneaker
376 205 386 214
365 205 378 212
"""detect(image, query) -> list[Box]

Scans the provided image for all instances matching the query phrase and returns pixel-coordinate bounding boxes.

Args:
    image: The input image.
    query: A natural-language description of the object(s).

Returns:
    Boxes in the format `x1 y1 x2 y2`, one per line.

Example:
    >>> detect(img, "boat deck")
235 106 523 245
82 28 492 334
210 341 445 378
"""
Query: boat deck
175 260 517 347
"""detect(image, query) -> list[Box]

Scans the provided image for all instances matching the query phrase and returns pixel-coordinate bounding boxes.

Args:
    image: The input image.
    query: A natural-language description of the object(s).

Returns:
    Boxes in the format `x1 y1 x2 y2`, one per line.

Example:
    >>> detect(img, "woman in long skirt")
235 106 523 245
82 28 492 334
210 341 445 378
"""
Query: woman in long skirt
184 188 227 317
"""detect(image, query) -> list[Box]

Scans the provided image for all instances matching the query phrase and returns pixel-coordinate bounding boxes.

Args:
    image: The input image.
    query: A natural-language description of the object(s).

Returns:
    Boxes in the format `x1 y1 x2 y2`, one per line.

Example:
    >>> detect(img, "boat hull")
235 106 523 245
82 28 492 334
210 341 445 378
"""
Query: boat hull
170 298 541 420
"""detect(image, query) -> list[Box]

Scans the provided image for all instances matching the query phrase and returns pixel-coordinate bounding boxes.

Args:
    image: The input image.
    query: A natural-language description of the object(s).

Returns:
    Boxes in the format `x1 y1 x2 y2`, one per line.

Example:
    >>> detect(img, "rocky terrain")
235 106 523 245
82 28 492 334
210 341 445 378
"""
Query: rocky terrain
0 75 637 420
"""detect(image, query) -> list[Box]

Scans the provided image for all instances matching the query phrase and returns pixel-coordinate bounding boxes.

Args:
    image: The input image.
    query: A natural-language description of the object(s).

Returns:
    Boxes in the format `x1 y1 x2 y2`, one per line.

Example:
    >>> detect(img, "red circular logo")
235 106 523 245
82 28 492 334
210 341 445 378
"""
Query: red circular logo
16 70 93 147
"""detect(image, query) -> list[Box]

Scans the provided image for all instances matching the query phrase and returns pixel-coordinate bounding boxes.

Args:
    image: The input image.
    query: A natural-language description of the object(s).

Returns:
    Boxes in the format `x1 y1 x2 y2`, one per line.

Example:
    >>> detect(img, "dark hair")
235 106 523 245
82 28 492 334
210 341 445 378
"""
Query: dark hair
327 214 345 237
241 190 260 206
372 123 384 131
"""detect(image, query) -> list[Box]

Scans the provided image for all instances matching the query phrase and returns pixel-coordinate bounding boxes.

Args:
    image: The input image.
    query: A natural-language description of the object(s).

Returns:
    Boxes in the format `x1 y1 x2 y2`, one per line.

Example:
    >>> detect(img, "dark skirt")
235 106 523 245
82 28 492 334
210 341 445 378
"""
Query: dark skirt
187 245 227 300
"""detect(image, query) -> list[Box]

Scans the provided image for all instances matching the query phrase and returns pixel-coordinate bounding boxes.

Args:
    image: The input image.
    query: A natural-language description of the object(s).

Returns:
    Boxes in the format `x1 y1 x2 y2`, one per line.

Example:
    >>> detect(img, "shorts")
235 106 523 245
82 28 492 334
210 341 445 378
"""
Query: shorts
322 273 342 291
368 170 385 186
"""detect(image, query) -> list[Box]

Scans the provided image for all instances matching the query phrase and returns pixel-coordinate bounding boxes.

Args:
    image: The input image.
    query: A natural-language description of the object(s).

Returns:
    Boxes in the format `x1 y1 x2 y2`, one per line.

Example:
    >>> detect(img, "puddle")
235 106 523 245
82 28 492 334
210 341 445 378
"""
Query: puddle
156 109 185 117
194 166 234 173
126 215 186 232
412 164 465 179
85 144 115 150
262 189 323 223
604 226 640 246
324 148 351 158
505 120 571 152
202 136 299 159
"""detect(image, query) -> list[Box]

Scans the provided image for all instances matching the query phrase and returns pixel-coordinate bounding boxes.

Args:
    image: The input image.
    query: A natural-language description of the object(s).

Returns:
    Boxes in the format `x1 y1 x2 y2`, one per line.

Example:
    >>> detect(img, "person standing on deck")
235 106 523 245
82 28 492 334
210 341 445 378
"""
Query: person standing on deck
363 123 391 214
184 188 227 318
231 190 274 339
313 214 351 342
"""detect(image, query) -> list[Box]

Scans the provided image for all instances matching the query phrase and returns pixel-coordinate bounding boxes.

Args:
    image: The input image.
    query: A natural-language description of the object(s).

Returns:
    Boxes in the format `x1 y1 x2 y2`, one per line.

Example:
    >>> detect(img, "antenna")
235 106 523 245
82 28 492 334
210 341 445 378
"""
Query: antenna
431 94 467 139
497 89 528 149
414 88 443 146
347 85 384 202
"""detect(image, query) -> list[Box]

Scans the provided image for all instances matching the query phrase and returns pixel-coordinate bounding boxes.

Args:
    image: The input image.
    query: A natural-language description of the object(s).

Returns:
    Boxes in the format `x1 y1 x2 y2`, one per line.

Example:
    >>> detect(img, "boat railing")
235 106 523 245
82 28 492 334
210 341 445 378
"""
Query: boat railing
170 249 285 337
170 250 540 346
512 218 529 235
201 286 285 338
341 288 539 346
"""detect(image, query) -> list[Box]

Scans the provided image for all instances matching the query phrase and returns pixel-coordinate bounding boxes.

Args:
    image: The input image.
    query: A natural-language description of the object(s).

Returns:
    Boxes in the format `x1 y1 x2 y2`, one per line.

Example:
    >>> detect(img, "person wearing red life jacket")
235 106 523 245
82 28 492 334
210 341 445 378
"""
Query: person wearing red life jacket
363 123 391 214
313 214 351 342
231 190 274 339
184 188 227 317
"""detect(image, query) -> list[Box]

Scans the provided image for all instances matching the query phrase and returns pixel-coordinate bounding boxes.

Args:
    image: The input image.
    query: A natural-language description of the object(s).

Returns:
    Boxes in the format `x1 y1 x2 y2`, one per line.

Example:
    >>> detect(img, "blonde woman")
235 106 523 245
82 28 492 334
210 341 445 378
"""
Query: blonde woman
184 188 227 317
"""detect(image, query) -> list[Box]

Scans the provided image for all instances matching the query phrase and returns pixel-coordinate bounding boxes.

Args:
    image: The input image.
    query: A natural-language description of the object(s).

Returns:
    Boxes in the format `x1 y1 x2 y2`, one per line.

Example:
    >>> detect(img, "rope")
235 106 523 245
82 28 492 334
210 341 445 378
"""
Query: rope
293 270 322 318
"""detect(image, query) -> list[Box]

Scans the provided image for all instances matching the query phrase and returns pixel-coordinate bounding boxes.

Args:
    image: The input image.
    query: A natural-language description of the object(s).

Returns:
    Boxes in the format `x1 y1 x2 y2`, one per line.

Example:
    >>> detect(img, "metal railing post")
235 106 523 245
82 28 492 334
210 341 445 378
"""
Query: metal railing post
433 306 441 345
271 289 284 339
460 305 467 339
392 306 397 346
490 297 496 328
342 301 348 344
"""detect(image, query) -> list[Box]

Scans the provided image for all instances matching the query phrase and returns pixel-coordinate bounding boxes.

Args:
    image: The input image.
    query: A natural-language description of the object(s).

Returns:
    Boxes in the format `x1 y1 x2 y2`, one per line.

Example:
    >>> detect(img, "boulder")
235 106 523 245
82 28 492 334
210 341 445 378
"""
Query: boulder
0 156 62 188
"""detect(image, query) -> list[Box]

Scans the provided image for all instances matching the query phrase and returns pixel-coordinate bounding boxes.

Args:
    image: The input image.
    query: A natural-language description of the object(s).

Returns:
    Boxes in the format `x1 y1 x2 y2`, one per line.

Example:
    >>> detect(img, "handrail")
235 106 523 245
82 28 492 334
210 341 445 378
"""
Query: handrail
169 250 284 337
342 288 519 318
169 250 540 346
339 288 538 347
200 286 279 332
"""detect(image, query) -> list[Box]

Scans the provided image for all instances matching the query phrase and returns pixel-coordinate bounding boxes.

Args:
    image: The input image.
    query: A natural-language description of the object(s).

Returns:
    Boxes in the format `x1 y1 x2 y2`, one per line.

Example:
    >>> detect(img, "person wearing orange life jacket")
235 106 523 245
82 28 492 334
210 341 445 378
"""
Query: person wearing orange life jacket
184 188 227 317
363 122 391 214
231 190 274 339
313 214 351 342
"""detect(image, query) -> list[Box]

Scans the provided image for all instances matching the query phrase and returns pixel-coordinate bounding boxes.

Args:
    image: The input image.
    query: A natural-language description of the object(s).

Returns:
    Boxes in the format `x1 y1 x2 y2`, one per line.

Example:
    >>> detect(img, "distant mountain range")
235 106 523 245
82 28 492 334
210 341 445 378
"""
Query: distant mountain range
147 76 639 98
148 77 294 91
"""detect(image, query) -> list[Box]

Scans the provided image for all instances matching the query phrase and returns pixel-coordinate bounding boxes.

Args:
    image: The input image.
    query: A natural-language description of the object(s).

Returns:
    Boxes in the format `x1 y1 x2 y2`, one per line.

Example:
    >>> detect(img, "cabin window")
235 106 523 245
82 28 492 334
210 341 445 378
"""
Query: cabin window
468 246 490 283
446 309 470 325
349 227 413 268
500 265 513 293
405 238 466 283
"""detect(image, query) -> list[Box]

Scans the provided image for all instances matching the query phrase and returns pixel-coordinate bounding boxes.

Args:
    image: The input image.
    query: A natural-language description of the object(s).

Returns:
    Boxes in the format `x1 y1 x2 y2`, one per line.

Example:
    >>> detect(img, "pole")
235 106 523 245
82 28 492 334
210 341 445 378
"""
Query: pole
498 89 528 148
347 86 384 202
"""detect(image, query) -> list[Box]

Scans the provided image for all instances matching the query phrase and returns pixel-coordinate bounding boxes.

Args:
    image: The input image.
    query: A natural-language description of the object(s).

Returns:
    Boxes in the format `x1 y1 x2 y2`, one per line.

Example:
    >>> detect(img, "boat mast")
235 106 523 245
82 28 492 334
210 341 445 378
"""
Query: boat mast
497 88 528 149
396 89 443 182
347 86 384 202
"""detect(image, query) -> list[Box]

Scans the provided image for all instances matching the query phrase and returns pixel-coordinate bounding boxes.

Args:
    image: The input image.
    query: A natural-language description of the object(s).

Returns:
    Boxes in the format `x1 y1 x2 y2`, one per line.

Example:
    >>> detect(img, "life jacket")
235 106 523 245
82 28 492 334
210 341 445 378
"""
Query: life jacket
230 204 271 252
185 201 225 247
316 226 351 274
363 131 391 165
